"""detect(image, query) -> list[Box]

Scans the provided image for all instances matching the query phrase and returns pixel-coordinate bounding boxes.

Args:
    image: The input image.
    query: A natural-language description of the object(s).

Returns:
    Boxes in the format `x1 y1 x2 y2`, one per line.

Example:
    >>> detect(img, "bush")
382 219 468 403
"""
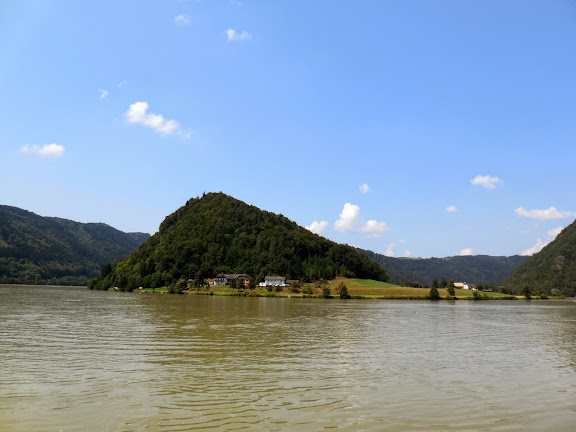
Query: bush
428 287 441 300
337 282 351 299
322 286 331 298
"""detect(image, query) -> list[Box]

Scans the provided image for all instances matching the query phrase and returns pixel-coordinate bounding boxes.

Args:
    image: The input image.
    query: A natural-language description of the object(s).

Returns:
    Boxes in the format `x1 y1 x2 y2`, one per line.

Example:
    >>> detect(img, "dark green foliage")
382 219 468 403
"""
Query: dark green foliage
501 221 576 296
169 278 187 294
431 279 439 289
322 286 332 298
522 285 532 300
0 205 149 285
289 281 300 293
428 286 440 300
90 193 389 291
336 282 350 299
358 248 529 286
447 285 456 297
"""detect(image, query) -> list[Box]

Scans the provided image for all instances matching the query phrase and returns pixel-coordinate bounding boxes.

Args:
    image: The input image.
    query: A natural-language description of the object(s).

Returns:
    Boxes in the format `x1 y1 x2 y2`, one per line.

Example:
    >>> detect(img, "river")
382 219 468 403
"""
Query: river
1 285 575 431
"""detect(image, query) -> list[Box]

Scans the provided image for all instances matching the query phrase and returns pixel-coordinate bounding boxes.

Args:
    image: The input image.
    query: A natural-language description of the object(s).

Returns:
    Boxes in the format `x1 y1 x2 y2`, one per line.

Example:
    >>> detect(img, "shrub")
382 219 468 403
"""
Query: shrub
428 287 441 300
337 282 350 299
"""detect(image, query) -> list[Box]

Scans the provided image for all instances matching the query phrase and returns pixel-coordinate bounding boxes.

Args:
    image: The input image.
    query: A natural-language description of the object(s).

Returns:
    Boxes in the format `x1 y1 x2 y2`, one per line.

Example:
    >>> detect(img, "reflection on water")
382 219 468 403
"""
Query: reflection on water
1 285 576 431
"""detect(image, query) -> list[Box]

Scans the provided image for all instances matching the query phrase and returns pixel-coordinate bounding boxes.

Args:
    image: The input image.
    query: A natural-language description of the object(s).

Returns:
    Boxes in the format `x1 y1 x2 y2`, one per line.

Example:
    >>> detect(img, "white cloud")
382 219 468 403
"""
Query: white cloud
360 183 370 194
547 227 563 238
174 14 190 25
117 81 127 88
515 206 575 220
124 101 185 136
521 226 564 256
334 203 360 232
97 89 109 100
385 243 396 257
334 203 388 234
521 238 547 256
460 248 474 256
305 220 328 235
21 143 65 158
470 174 502 190
404 250 412 257
446 205 457 212
359 219 388 232
225 28 252 41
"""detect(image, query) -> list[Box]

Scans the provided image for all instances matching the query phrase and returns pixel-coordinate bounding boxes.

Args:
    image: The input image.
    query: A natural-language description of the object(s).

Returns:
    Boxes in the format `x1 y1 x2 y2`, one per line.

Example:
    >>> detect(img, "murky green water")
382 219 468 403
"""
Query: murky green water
1 285 575 431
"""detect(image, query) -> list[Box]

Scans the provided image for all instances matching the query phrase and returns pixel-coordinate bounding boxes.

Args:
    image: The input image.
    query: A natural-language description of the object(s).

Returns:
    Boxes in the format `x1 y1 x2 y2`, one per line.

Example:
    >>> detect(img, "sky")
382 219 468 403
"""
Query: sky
1 0 576 258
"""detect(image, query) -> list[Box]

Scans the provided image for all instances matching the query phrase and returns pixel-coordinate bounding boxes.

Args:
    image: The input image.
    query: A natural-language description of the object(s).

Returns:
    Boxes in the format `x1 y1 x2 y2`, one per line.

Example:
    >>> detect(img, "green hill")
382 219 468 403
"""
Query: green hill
501 219 576 296
90 193 389 291
359 248 528 286
0 205 149 285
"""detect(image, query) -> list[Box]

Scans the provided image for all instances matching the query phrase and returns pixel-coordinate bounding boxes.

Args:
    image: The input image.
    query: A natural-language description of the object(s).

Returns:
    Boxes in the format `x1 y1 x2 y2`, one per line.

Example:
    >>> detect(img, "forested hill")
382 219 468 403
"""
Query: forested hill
0 205 149 285
501 220 576 296
90 193 389 290
359 248 529 286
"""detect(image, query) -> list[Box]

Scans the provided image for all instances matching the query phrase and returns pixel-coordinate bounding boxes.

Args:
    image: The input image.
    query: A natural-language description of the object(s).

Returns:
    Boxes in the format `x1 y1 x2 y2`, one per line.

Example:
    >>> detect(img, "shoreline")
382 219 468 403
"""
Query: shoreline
2 282 569 301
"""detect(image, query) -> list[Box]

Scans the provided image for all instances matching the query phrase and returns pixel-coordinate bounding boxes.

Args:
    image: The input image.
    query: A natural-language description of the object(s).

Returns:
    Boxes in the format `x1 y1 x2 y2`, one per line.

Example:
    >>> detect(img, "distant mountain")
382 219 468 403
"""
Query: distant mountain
0 205 150 285
90 192 389 291
358 248 529 286
501 219 576 296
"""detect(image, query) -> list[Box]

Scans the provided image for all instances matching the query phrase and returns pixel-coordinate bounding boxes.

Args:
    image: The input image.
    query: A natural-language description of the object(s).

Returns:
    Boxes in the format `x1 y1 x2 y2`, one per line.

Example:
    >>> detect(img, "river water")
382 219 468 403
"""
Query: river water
1 285 575 431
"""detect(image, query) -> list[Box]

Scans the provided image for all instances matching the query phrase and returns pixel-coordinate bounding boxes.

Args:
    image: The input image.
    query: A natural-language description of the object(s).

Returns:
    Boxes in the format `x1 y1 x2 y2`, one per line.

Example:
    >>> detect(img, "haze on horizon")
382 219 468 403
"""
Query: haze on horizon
1 0 575 259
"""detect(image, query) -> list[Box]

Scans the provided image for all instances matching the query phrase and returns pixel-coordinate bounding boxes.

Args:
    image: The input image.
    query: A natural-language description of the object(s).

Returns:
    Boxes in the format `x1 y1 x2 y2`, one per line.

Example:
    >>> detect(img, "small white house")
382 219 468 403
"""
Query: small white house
264 276 287 287
454 282 477 291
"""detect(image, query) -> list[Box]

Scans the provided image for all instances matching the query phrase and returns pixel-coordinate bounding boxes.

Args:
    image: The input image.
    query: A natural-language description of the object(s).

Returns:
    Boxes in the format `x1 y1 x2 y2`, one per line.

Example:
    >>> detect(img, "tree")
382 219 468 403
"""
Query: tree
431 279 439 289
248 278 256 290
193 273 207 289
235 278 244 290
322 286 331 298
337 282 350 299
169 278 187 294
440 279 448 288
429 286 441 300
448 279 455 288
289 281 300 293
522 285 532 300
447 285 456 297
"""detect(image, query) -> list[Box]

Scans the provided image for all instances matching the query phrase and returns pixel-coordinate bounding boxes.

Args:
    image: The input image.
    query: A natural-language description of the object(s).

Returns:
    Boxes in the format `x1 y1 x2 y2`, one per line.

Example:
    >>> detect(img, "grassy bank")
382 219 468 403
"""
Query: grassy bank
131 277 518 300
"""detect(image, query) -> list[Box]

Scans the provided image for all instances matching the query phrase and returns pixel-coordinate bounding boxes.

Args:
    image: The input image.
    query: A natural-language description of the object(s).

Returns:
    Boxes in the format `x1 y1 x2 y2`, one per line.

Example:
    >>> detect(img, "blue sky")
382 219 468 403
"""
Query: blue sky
1 0 576 258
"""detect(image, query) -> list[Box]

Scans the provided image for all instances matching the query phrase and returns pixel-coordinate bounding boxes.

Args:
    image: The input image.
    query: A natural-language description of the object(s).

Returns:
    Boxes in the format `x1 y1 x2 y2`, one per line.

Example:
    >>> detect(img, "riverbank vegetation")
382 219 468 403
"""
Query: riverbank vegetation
115 277 526 300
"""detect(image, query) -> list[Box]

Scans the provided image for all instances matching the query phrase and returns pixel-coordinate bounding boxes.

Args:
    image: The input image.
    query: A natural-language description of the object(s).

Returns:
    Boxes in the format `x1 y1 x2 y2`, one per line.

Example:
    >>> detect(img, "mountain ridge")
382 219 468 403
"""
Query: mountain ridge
358 248 529 286
0 205 150 285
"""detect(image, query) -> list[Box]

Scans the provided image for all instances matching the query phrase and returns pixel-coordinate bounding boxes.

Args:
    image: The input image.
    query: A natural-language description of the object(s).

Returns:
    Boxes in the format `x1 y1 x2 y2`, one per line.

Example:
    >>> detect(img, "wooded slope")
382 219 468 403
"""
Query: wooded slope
91 193 389 290
359 248 528 286
0 205 149 285
501 220 576 296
